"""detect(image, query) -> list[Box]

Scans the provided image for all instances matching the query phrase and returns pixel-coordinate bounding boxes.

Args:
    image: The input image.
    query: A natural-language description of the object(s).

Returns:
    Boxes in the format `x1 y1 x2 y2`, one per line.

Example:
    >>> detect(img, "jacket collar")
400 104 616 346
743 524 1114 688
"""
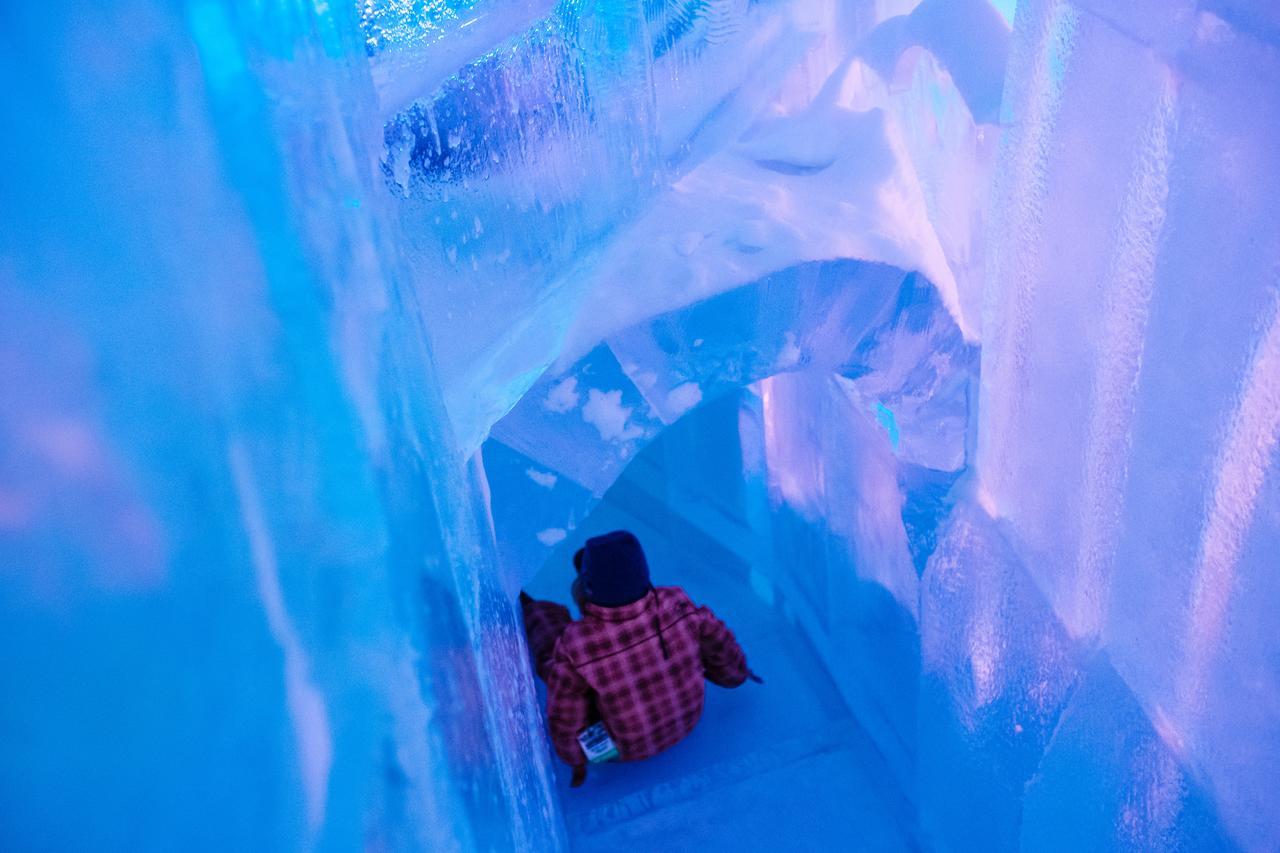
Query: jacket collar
582 588 655 622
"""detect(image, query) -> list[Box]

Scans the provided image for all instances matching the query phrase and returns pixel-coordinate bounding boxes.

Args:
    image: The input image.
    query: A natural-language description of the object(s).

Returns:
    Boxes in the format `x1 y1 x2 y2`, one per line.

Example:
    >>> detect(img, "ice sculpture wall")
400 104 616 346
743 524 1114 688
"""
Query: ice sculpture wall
1 2 558 849
964 1 1280 848
4 0 1278 850
6 0 1004 846
716 3 1280 849
379 0 1010 455
483 0 1280 850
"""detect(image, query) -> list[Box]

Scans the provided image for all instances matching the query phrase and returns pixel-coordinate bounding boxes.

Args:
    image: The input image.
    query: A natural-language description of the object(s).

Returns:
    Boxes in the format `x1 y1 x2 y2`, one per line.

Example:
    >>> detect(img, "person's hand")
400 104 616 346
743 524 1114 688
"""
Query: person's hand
570 765 587 788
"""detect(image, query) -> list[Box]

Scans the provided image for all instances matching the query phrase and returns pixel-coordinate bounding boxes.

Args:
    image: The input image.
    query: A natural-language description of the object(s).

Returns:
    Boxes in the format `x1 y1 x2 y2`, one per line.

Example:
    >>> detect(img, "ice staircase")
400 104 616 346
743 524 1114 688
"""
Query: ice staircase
523 484 919 852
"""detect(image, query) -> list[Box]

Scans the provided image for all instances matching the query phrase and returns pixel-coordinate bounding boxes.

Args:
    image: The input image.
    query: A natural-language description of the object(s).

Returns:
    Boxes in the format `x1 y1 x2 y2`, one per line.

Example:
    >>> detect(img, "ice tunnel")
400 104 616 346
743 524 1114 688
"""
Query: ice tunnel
2 0 1279 850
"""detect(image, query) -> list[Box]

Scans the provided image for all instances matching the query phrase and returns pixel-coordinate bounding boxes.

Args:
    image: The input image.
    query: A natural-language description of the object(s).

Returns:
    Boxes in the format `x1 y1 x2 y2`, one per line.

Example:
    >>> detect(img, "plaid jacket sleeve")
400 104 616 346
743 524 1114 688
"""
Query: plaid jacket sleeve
694 605 749 688
545 650 592 767
521 595 572 683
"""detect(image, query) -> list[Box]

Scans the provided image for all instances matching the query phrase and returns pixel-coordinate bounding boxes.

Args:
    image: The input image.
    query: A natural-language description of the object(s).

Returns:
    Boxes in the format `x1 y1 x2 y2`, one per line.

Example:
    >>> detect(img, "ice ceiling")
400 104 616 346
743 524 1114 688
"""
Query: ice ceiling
1 0 1278 851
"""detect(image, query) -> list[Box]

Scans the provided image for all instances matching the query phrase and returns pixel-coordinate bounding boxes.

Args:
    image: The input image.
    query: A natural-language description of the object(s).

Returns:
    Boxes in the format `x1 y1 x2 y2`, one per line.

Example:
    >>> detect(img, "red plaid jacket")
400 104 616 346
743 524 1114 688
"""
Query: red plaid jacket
522 586 749 768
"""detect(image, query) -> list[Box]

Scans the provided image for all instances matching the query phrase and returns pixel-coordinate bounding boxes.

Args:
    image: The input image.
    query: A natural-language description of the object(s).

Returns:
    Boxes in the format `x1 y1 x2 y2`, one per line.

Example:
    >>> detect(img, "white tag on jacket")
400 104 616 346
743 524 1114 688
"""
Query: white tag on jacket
577 722 620 764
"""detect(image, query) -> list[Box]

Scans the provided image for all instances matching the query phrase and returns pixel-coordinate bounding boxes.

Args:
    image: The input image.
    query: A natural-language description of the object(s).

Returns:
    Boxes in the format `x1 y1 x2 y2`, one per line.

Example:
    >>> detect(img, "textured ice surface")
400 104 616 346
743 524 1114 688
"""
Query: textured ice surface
484 262 976 591
975 1 1280 847
489 0 1280 849
379 0 1006 454
1 2 558 850
4 0 1280 850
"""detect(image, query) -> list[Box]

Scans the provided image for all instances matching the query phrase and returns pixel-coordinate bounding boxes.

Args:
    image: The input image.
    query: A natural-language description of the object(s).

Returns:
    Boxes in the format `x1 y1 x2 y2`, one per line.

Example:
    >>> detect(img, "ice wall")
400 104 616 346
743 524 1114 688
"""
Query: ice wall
925 0 1280 849
2 0 1006 847
487 0 1279 849
380 0 1009 455
7 0 1277 849
1 2 558 850
469 0 1007 593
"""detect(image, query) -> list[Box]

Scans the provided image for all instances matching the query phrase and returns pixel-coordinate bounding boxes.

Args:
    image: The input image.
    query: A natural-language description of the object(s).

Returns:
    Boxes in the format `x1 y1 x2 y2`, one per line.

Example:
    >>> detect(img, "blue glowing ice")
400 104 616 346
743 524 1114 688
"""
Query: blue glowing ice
2 0 1279 850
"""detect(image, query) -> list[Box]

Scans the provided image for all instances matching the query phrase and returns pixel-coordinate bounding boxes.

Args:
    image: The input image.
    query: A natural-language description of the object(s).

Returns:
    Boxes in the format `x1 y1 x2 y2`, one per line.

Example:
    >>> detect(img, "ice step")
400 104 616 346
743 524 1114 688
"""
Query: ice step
565 718 917 852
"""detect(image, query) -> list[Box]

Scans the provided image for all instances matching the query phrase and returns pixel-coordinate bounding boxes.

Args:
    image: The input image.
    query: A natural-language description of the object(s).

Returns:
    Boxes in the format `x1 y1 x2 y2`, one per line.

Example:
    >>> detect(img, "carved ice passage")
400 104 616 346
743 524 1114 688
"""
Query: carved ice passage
2 0 1279 850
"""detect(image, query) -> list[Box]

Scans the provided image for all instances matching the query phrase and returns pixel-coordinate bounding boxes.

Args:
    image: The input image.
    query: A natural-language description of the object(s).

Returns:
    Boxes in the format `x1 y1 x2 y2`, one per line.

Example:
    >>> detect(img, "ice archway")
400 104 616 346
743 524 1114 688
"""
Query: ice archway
483 261 975 590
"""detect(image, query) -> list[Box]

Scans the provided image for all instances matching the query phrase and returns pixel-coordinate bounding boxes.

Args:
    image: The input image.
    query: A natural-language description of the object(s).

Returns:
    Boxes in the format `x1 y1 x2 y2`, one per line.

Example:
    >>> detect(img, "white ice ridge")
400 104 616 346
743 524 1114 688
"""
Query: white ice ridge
229 443 333 834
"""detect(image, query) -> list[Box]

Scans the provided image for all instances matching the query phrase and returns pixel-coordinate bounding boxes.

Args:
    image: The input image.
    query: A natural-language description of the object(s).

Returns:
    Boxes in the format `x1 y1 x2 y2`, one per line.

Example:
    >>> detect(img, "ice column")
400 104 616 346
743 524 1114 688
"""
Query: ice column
0 2 560 849
924 0 1280 848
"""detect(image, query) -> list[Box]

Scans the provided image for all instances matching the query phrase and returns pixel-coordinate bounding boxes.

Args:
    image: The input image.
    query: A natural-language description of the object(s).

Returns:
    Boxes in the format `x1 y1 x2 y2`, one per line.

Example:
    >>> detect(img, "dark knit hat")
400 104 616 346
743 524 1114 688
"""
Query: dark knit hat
580 530 651 607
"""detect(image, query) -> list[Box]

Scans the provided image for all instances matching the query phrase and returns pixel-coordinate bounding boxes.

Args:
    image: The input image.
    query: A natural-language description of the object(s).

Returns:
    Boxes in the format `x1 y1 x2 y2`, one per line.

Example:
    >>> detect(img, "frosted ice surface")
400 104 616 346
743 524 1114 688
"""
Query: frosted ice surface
365 1 559 120
380 0 1006 454
977 2 1280 848
918 500 1083 849
5 0 1280 850
485 260 977 587
1020 657 1235 852
2 1 558 849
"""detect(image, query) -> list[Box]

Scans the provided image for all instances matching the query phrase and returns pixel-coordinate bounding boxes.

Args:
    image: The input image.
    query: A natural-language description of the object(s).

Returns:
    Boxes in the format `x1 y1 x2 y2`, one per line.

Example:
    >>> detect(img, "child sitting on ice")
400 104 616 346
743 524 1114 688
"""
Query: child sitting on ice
521 530 758 787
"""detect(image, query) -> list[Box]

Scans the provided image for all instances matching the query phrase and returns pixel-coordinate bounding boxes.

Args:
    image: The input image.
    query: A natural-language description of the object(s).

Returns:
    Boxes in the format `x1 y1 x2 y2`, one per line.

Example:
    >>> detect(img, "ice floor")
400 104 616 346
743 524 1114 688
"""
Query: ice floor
525 472 918 852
